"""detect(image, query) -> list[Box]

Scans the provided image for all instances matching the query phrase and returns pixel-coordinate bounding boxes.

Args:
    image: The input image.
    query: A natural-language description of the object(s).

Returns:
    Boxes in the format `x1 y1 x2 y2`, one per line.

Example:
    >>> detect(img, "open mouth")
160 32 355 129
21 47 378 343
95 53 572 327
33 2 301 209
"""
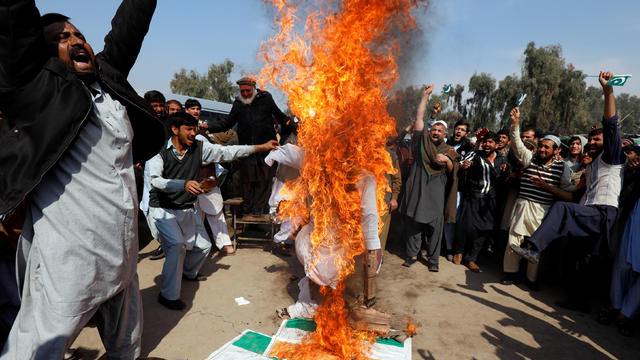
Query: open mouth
70 48 93 71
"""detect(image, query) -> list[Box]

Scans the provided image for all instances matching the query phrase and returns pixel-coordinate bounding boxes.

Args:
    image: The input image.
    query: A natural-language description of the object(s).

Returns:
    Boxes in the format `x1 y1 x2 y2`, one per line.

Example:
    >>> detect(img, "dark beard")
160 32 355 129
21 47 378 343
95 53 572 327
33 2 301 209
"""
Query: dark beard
534 154 552 164
480 149 494 158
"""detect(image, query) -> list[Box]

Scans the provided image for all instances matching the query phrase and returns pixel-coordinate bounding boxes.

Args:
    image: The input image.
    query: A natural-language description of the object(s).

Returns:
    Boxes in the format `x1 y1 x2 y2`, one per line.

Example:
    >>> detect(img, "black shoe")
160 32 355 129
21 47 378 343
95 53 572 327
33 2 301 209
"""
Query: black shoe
158 294 186 310
428 264 439 272
149 245 165 260
402 258 417 267
500 273 519 285
182 273 207 282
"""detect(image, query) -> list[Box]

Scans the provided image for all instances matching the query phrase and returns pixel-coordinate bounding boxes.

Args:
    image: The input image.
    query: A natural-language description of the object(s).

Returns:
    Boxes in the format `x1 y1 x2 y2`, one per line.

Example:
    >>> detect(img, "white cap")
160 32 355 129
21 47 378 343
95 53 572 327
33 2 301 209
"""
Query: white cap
432 120 448 130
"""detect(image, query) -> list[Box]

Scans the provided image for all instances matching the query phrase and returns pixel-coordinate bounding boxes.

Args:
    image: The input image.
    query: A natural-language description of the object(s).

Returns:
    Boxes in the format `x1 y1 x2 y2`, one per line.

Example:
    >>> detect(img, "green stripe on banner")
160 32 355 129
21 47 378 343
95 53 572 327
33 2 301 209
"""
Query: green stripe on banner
375 338 404 348
285 318 317 332
232 331 272 354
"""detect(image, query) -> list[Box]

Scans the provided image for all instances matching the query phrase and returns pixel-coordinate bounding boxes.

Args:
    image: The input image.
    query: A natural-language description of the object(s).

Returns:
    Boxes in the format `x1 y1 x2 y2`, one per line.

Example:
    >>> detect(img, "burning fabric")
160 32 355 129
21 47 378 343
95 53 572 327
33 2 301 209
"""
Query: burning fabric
257 0 428 358
204 320 412 360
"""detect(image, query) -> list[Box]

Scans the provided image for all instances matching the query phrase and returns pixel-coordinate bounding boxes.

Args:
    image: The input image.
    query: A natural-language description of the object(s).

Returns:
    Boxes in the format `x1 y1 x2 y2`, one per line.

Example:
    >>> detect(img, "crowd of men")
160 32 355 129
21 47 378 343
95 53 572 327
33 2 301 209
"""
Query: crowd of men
392 76 640 338
1 0 639 358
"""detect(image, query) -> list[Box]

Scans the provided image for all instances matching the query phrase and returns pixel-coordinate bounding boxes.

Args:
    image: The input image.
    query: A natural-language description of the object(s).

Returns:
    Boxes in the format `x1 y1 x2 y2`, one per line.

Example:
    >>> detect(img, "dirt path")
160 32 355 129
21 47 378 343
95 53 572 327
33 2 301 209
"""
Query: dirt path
71 241 639 359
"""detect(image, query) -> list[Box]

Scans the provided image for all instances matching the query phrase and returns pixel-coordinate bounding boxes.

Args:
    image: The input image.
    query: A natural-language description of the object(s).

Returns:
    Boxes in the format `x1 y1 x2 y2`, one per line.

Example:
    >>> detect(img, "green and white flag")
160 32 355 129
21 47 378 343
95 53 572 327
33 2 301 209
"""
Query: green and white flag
503 92 527 124
264 318 413 360
443 84 452 94
606 75 632 86
585 74 632 86
205 330 272 360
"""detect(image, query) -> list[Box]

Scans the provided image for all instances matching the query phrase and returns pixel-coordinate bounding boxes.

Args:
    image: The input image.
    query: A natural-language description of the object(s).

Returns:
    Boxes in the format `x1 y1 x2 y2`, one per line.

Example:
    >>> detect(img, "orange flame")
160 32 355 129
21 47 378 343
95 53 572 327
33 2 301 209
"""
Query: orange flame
405 318 418 337
258 0 428 358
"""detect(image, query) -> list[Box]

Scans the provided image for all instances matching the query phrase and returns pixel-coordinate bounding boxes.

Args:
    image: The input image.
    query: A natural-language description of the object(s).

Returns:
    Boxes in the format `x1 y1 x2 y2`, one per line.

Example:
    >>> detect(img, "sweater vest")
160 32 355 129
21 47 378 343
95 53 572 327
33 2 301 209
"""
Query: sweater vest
149 141 203 209
518 159 565 205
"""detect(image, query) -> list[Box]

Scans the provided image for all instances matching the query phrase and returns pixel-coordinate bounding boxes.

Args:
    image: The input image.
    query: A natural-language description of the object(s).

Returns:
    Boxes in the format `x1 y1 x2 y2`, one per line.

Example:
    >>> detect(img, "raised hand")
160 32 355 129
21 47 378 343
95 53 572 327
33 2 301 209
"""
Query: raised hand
599 71 616 119
423 84 435 98
599 71 614 90
431 101 442 119
509 107 520 127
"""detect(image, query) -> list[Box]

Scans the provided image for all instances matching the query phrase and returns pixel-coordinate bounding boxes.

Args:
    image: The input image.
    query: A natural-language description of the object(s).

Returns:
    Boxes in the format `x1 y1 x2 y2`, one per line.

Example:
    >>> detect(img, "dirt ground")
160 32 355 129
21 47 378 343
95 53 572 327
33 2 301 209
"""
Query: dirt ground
71 237 640 360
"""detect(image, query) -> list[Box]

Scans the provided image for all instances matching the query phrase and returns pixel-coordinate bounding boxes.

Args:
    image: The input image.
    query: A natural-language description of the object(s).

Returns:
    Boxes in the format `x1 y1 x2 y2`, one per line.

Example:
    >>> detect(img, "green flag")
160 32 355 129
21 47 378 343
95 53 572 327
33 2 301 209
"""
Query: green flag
503 92 527 124
585 74 632 86
606 75 631 86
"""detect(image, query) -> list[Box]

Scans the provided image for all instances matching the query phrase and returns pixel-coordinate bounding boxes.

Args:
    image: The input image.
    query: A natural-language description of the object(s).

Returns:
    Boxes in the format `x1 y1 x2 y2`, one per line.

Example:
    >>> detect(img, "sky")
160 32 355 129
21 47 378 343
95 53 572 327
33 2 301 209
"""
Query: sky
39 0 640 108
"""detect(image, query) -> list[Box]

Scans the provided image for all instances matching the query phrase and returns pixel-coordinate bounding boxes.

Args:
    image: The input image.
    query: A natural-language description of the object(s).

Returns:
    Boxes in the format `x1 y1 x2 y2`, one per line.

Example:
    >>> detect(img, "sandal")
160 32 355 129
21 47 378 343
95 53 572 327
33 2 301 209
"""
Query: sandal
596 306 619 325
276 307 291 319
616 315 634 337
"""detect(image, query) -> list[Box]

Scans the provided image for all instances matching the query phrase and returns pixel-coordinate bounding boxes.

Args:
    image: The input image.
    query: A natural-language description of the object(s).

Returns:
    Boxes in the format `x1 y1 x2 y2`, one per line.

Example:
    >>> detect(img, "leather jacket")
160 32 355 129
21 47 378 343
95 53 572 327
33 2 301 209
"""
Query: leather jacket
0 0 165 214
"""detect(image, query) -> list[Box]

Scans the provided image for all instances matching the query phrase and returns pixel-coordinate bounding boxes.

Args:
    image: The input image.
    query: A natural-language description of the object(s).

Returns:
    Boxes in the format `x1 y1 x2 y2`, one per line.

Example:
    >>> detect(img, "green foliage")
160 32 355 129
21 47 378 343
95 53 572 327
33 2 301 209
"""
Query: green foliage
170 59 238 103
616 93 640 134
467 72 496 129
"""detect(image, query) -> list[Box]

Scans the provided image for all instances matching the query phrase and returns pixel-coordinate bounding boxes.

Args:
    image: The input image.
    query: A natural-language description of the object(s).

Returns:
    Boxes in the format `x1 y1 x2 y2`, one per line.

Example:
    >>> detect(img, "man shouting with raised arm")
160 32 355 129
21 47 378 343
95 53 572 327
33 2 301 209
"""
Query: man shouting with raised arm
0 0 166 358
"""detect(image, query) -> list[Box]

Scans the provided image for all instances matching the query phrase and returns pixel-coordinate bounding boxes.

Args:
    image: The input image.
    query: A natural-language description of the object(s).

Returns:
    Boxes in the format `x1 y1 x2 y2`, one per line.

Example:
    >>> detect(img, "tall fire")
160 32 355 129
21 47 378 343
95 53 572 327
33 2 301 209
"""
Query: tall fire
258 0 428 358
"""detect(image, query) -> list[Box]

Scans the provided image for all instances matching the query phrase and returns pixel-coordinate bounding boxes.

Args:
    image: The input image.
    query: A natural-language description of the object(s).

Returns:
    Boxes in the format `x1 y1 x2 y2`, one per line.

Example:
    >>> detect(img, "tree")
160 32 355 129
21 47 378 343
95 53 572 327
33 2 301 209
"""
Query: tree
616 93 640 134
170 59 238 103
451 84 467 119
387 85 424 131
490 74 521 129
467 72 496 129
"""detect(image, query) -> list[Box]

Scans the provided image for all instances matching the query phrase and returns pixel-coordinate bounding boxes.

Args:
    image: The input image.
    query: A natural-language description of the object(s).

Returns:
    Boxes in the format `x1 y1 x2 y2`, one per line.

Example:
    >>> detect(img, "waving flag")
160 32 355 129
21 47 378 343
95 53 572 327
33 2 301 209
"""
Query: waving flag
585 74 632 86
606 75 632 86
503 92 527 124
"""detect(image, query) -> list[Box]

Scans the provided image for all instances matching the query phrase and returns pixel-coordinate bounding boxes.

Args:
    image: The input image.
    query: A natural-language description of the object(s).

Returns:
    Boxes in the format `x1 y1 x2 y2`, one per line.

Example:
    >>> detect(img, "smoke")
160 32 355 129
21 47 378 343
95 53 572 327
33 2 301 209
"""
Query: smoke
394 3 434 89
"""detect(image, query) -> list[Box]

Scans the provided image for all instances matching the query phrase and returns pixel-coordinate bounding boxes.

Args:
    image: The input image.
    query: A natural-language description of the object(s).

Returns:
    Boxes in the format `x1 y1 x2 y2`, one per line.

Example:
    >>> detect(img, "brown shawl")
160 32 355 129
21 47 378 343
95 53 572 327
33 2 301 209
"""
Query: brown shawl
420 133 460 222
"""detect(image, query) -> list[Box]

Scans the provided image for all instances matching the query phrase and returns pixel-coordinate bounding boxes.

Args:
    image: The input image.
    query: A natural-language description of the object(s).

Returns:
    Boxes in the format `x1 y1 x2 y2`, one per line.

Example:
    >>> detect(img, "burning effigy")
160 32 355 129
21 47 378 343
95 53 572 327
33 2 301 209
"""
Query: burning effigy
256 0 429 358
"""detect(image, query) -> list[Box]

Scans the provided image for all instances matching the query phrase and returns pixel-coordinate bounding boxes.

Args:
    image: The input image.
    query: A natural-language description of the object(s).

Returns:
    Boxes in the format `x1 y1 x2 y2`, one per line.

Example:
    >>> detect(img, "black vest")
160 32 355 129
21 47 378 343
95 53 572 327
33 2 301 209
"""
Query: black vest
149 140 203 209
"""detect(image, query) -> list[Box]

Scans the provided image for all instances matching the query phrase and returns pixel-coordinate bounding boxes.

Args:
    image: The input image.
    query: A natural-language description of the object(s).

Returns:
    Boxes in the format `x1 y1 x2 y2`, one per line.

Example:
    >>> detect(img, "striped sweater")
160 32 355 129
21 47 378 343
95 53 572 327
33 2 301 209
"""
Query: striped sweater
518 159 566 205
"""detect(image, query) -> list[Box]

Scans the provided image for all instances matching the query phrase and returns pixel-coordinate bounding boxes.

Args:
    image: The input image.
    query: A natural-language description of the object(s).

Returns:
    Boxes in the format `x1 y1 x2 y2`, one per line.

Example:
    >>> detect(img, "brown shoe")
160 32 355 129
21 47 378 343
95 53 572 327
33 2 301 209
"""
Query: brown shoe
466 261 480 272
453 253 462 265
221 245 235 256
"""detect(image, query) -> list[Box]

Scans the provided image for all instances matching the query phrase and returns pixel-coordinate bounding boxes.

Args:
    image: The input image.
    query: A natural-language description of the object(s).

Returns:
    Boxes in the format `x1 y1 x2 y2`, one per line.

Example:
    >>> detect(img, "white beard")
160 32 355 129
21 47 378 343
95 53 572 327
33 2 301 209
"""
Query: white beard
239 92 256 105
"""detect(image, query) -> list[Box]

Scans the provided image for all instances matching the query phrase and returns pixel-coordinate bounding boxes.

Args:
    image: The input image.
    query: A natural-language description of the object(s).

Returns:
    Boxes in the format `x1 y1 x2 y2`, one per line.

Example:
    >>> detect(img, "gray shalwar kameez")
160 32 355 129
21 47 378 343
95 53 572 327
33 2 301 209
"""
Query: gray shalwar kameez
2 83 142 359
400 132 448 266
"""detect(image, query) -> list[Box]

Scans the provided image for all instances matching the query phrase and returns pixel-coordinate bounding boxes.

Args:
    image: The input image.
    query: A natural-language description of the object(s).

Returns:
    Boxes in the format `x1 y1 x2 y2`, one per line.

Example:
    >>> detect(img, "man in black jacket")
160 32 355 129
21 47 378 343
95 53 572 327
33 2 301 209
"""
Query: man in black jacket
453 132 504 272
0 1 165 358
208 77 293 217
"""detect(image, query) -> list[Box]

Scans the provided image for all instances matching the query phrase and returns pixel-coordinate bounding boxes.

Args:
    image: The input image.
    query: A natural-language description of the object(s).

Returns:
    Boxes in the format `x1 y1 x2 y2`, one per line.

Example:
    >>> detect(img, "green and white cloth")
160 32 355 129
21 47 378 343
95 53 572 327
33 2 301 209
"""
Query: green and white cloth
205 319 412 359
205 330 272 360
264 318 412 360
